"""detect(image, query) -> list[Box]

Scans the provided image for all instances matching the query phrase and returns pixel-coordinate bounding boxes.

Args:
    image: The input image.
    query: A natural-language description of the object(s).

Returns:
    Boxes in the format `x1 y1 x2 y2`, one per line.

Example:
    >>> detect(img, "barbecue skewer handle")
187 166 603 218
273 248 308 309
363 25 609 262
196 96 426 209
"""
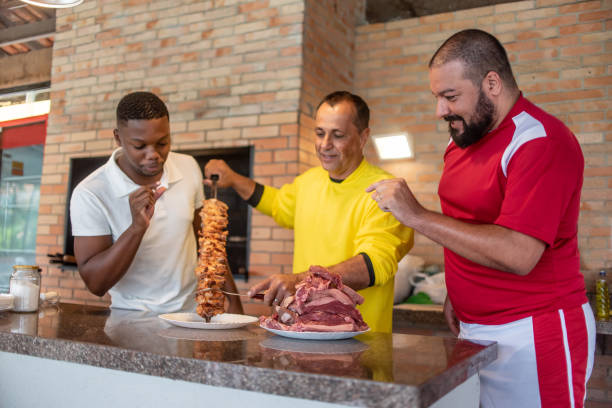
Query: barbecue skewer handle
210 174 219 199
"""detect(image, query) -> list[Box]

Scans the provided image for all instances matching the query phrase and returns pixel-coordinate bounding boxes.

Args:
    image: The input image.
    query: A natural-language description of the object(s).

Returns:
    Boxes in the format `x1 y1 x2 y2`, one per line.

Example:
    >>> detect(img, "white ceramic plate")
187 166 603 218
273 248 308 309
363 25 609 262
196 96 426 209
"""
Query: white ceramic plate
158 313 258 330
259 336 369 353
157 327 257 341
261 325 370 340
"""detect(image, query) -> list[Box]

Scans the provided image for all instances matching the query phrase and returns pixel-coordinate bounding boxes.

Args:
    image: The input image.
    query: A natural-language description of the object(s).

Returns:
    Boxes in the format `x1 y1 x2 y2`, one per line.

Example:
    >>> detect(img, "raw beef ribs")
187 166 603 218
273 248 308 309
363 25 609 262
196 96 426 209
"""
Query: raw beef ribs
259 265 369 332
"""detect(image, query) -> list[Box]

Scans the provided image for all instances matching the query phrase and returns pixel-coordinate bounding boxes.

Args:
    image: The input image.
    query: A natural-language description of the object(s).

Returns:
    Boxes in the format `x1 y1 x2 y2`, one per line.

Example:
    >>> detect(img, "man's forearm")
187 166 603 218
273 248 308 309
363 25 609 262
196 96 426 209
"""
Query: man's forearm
328 255 371 291
412 210 545 276
367 178 545 276
76 226 146 296
230 172 256 201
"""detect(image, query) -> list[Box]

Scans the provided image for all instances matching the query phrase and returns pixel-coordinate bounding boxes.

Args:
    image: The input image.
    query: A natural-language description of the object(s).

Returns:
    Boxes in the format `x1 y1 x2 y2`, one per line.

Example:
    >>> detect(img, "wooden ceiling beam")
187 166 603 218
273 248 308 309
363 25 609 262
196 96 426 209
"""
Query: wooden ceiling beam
0 1 29 8
0 47 52 89
0 18 54 47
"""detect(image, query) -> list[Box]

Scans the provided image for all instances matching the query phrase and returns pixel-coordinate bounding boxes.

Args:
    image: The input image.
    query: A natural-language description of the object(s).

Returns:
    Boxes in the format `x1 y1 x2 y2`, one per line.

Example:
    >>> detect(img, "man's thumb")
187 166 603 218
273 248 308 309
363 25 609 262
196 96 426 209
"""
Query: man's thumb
154 186 167 200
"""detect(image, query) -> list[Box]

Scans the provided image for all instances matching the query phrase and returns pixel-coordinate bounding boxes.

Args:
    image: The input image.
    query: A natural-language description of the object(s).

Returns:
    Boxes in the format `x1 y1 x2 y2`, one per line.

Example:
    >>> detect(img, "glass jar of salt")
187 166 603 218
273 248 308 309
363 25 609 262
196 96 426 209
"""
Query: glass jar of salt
9 265 41 312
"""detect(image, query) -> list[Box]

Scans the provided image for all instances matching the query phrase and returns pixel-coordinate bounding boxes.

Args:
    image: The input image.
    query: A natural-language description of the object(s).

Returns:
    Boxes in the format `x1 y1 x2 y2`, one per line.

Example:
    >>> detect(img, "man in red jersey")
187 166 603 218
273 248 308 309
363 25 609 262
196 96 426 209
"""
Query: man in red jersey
367 29 595 408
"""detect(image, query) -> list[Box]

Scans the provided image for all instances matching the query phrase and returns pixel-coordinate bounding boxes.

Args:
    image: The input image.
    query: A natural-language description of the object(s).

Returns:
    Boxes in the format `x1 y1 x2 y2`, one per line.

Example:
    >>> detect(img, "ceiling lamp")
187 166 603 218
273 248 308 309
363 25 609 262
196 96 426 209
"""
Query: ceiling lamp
372 133 414 160
19 0 83 8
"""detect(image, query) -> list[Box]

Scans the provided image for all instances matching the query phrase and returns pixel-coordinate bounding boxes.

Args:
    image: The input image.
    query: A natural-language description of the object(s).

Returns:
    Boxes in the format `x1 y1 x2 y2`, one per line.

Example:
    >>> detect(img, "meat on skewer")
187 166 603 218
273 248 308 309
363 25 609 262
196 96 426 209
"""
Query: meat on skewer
195 198 229 321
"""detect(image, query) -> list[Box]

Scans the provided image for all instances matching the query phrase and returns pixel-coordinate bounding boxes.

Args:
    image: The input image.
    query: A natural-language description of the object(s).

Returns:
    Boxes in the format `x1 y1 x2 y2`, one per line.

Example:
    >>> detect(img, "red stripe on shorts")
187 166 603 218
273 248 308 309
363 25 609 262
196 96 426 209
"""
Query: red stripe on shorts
533 310 569 407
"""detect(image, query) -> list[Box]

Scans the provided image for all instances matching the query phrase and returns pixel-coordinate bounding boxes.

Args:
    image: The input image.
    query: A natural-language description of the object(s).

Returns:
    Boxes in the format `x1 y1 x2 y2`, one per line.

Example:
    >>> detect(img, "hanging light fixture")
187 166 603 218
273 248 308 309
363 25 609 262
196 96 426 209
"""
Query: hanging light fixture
372 133 415 160
19 0 83 8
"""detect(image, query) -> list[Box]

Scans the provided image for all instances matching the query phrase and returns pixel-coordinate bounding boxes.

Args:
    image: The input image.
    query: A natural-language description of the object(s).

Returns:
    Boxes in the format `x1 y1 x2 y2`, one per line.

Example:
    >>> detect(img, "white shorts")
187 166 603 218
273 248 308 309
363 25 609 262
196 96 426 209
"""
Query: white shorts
459 303 596 408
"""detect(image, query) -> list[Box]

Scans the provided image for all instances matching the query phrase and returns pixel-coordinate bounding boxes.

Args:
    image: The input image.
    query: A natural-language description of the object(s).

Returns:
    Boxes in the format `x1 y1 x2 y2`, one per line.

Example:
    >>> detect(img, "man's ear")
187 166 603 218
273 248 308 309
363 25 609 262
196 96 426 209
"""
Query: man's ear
113 128 122 146
360 127 370 150
483 71 502 97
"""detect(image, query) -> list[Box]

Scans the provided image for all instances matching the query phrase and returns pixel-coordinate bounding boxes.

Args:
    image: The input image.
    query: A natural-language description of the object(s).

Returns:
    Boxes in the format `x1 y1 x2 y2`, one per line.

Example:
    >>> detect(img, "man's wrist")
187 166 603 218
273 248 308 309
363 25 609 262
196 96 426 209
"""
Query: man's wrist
405 207 431 231
246 183 264 207
127 222 147 236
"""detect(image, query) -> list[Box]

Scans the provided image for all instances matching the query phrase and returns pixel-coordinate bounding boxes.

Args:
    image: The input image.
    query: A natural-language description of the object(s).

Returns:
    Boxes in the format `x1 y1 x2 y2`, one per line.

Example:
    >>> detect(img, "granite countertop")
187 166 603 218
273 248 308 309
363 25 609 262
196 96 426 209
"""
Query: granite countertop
596 319 612 335
393 304 446 326
0 303 496 407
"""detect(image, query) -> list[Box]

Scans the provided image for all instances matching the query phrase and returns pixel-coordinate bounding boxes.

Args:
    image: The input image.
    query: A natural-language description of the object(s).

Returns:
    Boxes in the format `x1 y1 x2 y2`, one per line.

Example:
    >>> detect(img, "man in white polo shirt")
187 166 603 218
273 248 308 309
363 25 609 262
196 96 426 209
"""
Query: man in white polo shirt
70 91 242 313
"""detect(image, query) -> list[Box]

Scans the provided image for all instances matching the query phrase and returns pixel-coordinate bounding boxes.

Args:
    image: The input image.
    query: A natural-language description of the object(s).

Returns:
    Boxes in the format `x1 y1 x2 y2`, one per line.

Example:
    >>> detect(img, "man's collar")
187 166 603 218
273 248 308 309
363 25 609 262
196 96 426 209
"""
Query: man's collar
164 152 182 185
327 158 367 184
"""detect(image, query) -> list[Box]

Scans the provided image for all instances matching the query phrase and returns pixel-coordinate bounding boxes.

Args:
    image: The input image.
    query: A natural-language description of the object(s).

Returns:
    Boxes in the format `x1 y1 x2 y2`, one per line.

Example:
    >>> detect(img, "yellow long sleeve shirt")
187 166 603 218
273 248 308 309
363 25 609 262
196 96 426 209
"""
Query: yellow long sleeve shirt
256 159 414 333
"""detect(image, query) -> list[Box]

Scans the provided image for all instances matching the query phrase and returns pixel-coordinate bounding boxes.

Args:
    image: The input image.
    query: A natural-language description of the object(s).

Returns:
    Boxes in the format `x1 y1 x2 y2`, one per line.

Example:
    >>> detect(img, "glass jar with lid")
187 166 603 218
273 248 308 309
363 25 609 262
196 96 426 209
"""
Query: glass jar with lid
9 265 41 312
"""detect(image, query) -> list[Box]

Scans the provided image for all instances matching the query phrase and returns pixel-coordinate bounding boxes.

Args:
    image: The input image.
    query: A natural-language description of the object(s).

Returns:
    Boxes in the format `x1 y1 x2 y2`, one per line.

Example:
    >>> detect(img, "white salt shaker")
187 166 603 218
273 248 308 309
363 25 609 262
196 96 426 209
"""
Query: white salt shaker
9 265 41 312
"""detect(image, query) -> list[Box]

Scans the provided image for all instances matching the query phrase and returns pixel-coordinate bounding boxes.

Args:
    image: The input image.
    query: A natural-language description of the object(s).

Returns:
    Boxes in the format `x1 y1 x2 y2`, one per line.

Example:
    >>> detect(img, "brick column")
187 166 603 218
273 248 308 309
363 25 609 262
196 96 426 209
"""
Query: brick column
38 0 307 305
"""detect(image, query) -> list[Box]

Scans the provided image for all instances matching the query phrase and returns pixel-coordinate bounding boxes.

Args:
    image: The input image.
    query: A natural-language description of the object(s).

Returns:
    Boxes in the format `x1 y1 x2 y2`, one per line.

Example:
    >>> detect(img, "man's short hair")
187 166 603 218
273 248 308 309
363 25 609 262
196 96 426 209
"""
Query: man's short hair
429 29 518 90
116 91 169 125
317 91 370 132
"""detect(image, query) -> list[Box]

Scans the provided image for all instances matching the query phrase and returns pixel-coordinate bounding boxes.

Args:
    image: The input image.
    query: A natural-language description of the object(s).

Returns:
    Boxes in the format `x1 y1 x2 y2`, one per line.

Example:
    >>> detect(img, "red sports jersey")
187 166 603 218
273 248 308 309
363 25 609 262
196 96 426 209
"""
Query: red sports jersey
439 94 587 324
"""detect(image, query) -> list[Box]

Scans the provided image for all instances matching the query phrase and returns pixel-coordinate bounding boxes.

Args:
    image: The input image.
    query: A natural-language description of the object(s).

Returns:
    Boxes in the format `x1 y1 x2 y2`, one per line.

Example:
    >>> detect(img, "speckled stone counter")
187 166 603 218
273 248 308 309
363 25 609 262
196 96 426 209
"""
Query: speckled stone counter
596 320 612 335
393 304 447 327
0 303 496 407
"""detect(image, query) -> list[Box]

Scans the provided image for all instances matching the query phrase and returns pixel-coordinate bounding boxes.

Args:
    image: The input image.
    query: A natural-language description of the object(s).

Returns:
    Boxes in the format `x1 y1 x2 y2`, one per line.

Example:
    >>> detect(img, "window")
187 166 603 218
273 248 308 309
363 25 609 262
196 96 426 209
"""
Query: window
0 120 47 292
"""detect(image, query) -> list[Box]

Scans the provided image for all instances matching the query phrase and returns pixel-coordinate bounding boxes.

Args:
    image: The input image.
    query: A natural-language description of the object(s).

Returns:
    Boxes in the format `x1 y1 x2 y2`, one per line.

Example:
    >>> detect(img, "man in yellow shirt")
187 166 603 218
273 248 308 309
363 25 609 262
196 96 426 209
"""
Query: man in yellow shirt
205 91 413 332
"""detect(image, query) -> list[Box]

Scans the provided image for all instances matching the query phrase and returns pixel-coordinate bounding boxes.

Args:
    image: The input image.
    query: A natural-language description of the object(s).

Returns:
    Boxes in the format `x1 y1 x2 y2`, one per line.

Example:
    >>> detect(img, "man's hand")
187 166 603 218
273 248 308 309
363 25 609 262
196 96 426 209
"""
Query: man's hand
204 159 256 201
128 183 165 231
247 273 302 306
204 159 237 189
443 295 460 336
366 178 425 228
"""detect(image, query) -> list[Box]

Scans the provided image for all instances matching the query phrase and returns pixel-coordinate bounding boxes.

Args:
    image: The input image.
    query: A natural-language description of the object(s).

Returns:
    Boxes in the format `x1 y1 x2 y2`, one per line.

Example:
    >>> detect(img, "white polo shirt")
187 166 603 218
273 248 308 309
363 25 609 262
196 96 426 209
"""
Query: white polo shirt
70 149 204 313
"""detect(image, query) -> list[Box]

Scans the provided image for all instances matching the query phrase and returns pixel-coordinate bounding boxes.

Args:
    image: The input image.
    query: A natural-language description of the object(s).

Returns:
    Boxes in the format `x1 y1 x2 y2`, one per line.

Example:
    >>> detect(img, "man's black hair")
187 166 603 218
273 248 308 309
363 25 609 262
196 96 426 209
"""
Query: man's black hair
429 29 518 90
317 91 370 132
116 91 169 125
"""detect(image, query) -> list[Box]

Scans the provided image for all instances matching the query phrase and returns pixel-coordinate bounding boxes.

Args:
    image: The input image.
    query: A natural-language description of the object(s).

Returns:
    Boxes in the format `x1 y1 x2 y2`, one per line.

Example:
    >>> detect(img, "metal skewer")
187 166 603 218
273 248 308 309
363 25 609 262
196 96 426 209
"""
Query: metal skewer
196 287 264 299
210 174 219 199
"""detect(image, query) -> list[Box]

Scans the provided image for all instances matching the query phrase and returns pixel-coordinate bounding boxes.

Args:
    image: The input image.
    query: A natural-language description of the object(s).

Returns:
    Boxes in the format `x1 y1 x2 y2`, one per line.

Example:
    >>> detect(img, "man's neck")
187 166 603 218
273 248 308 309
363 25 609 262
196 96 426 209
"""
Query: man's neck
491 89 521 131
327 157 364 181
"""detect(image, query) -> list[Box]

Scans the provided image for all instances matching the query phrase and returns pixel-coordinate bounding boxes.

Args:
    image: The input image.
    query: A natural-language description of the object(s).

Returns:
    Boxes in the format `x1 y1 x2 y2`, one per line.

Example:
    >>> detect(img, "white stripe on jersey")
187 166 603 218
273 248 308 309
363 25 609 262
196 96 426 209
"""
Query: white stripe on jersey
501 111 547 177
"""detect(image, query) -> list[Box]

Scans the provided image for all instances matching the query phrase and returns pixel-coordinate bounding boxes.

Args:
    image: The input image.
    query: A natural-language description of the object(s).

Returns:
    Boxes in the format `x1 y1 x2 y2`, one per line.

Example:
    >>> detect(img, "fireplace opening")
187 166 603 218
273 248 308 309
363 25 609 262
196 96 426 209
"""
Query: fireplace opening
63 146 252 281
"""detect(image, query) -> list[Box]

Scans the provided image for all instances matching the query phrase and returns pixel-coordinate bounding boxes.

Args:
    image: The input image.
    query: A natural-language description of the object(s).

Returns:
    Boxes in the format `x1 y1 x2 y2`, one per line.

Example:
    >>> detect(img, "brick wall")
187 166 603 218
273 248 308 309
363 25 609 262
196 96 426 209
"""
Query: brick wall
36 0 610 310
298 0 365 172
354 0 612 289
38 0 308 306
37 0 372 307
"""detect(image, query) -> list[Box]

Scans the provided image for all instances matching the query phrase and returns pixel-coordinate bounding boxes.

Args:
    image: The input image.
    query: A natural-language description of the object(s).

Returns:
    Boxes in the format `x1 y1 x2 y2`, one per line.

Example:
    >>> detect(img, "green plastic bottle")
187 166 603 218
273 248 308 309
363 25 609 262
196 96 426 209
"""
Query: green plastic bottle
595 269 610 321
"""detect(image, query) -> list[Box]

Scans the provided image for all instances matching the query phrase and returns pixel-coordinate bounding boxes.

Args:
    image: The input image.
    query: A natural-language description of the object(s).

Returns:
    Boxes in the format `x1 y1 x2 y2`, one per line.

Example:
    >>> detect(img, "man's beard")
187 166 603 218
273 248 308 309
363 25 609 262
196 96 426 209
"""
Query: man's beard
444 90 495 148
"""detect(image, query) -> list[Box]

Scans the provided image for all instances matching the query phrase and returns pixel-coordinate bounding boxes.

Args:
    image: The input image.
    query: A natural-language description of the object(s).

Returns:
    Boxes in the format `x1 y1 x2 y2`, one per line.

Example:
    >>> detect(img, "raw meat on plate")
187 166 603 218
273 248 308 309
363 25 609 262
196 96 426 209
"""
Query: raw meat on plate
260 265 369 332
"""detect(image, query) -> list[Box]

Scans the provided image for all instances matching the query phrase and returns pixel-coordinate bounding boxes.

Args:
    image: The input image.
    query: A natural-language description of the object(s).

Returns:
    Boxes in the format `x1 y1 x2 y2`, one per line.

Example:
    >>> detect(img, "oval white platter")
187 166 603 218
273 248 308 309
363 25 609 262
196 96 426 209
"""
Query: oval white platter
261 325 369 340
158 313 258 330
259 336 369 353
